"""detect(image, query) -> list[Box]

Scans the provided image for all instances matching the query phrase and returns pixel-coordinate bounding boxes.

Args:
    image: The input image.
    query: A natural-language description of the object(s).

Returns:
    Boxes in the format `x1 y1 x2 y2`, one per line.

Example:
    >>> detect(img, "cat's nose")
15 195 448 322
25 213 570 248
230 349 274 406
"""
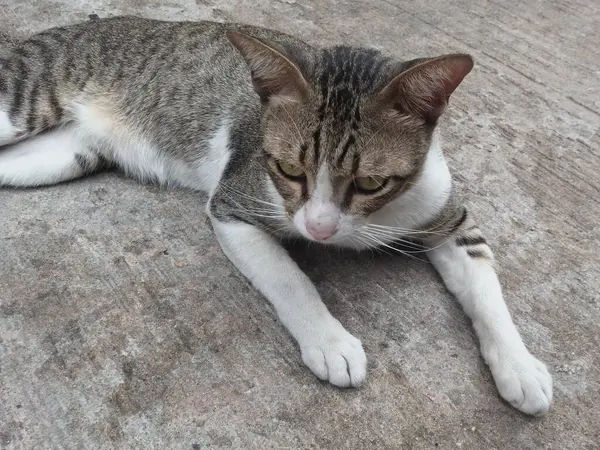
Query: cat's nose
305 220 338 240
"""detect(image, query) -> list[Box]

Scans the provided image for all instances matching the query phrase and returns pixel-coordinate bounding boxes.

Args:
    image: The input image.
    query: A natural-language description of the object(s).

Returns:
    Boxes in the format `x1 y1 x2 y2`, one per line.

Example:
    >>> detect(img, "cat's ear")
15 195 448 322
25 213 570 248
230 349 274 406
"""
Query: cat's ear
226 31 310 104
375 54 473 123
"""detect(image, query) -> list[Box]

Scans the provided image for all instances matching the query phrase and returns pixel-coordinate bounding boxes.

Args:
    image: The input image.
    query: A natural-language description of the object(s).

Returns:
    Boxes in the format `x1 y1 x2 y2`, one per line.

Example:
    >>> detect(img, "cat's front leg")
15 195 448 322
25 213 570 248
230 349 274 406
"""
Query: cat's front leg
425 208 553 416
209 214 367 387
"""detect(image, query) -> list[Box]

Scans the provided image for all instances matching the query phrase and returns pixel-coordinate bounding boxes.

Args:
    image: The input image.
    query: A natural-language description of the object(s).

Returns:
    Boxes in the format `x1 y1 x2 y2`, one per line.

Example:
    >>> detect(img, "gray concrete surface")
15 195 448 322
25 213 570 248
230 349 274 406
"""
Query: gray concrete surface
1 0 599 448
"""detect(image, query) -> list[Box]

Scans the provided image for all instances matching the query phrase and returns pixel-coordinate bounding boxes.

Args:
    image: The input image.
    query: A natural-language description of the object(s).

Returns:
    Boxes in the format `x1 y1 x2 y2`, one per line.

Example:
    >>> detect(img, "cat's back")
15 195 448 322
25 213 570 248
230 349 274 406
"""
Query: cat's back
11 15 314 133
16 16 312 85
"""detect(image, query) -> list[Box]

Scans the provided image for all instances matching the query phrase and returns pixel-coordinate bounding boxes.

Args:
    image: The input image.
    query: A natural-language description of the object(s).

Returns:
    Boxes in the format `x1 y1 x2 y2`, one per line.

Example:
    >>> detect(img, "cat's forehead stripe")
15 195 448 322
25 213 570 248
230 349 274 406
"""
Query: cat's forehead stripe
307 46 392 170
316 47 388 125
335 134 356 167
318 46 388 94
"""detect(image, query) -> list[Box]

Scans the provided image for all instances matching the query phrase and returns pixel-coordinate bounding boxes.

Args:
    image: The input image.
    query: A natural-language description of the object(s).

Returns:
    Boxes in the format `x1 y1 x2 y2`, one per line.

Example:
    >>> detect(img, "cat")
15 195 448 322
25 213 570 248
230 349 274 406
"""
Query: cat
0 16 552 415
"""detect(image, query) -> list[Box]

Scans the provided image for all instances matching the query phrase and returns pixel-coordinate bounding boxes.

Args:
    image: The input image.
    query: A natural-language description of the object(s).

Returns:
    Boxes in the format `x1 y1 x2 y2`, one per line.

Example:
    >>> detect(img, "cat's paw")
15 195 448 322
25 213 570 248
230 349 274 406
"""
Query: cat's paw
299 323 367 388
489 348 553 416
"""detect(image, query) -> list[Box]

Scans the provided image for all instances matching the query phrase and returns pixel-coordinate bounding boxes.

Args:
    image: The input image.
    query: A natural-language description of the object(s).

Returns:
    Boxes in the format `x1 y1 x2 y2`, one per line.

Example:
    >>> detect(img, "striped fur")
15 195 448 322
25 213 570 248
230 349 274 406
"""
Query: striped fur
0 16 551 416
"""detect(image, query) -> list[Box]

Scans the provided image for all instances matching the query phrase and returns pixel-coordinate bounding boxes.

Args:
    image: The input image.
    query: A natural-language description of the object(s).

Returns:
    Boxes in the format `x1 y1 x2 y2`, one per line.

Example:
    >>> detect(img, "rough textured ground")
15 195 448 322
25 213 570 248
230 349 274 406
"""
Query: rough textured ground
1 1 599 449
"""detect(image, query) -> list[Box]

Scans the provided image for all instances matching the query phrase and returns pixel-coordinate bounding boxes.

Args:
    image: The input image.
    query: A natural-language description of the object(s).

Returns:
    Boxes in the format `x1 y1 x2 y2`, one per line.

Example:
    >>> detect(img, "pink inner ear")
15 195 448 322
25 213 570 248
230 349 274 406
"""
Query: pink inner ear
384 54 474 122
438 55 474 98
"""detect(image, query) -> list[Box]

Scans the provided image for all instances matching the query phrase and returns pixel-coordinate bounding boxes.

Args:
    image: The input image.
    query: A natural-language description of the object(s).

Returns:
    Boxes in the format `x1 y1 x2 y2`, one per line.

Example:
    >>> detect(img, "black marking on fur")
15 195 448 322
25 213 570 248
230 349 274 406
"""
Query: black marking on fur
96 153 112 170
48 88 64 122
30 38 60 128
75 154 97 175
137 34 164 75
342 184 354 210
149 84 163 112
467 249 489 259
447 207 469 234
160 27 181 68
299 143 307 165
352 153 361 174
9 49 30 119
23 37 52 55
352 103 361 130
456 235 487 247
64 30 87 83
97 28 110 70
367 57 389 87
312 128 321 164
221 113 262 179
45 30 71 57
209 197 254 225
0 73 7 93
26 82 40 132
221 212 253 225
42 32 70 92
111 62 125 88
343 154 361 208
78 52 95 90
337 134 355 166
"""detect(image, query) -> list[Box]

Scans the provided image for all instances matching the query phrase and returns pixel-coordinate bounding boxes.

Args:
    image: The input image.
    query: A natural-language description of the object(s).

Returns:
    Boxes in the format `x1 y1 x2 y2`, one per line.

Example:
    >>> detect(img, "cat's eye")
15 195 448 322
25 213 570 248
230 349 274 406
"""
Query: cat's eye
277 161 306 180
354 176 388 193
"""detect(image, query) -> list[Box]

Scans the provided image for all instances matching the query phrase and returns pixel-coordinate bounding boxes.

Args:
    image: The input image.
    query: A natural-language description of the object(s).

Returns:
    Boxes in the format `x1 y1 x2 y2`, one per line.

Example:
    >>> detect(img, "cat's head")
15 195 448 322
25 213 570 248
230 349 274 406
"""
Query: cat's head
228 31 472 244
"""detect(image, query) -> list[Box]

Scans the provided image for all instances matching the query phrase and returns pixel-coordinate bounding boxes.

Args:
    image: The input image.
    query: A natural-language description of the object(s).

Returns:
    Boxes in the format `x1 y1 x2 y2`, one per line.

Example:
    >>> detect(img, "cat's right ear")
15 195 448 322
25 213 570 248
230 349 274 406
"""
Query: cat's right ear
226 31 310 104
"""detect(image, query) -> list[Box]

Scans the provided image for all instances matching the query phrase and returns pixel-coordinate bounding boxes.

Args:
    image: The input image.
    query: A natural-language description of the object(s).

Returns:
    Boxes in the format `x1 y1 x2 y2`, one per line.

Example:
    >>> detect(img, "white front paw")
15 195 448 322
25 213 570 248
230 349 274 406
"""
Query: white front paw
488 346 553 416
299 321 367 388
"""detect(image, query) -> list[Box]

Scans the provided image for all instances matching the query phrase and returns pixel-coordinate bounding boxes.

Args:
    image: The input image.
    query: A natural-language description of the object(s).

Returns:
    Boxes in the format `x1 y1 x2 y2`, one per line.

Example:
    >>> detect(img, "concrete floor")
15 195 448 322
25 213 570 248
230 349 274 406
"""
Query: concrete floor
1 0 599 448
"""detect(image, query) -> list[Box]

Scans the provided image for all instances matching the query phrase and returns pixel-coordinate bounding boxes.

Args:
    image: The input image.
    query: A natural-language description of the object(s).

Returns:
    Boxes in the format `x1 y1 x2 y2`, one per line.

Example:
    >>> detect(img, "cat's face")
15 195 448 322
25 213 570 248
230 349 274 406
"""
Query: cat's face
261 97 432 243
228 32 472 244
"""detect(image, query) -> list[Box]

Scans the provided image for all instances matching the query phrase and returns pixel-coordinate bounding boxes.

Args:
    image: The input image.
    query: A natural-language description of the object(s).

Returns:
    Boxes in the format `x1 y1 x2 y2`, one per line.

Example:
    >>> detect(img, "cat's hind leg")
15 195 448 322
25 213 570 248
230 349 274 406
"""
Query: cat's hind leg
0 124 110 187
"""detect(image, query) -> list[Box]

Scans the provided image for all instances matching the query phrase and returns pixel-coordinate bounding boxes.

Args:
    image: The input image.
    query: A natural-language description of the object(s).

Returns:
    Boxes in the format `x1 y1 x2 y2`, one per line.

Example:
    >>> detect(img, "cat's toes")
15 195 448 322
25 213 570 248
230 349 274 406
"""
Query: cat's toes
300 328 367 387
491 350 553 416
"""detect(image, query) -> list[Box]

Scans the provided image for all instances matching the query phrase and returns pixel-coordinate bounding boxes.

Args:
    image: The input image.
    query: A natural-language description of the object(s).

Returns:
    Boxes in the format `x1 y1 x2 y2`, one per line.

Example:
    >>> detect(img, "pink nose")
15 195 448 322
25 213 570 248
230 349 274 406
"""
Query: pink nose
305 221 338 240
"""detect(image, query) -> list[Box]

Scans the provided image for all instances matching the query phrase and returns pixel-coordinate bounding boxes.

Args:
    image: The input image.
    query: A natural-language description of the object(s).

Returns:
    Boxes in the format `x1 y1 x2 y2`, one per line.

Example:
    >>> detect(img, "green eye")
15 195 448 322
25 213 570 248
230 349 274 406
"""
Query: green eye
277 161 305 179
354 176 388 193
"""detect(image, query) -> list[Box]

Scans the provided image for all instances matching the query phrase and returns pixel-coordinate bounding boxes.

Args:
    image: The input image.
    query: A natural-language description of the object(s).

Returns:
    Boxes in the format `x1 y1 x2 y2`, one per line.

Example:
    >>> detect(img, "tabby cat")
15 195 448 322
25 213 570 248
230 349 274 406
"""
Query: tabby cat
0 16 552 415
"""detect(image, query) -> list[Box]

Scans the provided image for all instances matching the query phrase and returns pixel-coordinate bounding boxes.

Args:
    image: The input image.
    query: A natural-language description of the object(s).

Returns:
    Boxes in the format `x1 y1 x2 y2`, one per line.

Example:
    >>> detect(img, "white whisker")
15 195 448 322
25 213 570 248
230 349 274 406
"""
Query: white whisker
280 104 303 143
362 227 429 247
360 231 427 254
367 223 446 236
361 117 392 149
270 116 303 147
271 136 300 148
219 182 285 209
358 232 430 263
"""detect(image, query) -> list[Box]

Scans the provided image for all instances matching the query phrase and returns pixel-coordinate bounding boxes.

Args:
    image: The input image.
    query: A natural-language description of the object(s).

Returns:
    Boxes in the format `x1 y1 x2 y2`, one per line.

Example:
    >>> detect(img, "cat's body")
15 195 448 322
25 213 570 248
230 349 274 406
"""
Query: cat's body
0 18 282 191
0 16 552 415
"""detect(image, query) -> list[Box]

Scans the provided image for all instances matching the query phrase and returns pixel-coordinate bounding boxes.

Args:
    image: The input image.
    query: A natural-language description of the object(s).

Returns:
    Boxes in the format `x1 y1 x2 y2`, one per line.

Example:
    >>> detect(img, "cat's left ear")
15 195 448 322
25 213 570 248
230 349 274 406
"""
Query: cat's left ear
226 31 310 104
375 54 473 124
